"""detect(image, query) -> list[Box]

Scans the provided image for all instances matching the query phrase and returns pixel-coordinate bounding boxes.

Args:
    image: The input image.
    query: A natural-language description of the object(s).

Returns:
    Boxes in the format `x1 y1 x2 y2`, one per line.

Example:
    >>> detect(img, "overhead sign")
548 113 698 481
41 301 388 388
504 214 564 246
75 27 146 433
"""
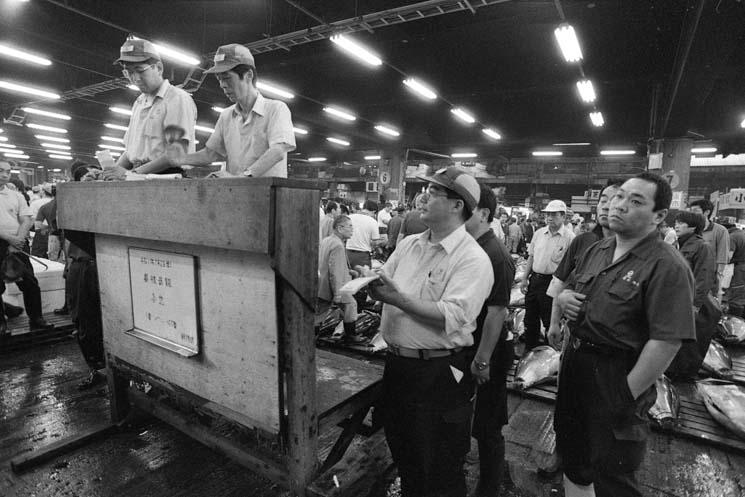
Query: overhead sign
379 171 391 185
662 170 680 189
127 248 200 357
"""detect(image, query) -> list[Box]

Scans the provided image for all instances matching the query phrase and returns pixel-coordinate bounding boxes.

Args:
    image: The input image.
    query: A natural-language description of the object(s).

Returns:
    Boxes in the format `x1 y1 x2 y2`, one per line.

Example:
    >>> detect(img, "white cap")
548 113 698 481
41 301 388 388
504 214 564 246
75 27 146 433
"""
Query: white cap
542 200 567 213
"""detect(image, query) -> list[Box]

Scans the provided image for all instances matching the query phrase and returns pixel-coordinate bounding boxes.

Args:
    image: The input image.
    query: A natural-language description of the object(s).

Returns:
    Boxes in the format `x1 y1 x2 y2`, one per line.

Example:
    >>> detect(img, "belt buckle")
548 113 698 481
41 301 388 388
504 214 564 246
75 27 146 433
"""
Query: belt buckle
572 337 581 350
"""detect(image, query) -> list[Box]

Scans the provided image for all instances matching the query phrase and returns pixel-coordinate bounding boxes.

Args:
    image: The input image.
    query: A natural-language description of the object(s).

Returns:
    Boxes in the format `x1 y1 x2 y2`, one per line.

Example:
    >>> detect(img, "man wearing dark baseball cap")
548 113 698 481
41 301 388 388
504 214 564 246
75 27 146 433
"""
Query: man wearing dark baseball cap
103 38 197 180
363 166 493 496
163 43 296 178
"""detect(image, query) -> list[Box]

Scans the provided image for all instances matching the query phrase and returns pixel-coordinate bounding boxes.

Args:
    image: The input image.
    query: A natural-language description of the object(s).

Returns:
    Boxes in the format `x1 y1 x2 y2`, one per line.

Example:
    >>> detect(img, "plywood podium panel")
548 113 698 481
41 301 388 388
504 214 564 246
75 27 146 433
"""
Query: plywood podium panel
96 235 281 433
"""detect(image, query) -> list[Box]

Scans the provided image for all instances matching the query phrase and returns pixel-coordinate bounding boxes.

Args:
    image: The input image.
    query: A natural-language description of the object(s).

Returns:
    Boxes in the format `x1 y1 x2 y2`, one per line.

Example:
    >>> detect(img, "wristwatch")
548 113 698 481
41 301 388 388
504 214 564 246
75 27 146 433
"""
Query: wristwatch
473 360 489 371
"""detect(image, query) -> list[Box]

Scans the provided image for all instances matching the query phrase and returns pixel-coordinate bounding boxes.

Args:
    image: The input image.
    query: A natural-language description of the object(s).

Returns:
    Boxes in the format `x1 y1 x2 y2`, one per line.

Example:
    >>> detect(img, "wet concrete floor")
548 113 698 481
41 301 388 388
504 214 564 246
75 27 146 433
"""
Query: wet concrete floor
2 340 744 497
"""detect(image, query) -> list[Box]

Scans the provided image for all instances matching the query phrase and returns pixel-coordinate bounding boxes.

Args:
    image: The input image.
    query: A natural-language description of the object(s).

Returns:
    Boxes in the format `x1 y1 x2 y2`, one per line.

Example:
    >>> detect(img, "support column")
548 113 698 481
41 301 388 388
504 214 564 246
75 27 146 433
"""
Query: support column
384 148 405 203
651 138 692 209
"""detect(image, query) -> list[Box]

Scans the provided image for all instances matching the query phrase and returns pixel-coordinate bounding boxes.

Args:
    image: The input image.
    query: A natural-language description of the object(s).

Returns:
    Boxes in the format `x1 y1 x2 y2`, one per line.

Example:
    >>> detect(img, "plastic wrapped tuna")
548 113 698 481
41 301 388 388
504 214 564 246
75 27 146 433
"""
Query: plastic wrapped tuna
648 375 680 428
510 346 560 390
702 340 734 380
717 315 745 345
697 379 745 440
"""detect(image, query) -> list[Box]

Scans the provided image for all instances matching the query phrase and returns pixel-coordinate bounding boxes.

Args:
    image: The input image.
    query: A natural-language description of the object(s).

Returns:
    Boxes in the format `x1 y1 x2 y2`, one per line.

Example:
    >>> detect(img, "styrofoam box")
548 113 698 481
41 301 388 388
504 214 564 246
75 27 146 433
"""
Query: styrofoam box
4 258 65 314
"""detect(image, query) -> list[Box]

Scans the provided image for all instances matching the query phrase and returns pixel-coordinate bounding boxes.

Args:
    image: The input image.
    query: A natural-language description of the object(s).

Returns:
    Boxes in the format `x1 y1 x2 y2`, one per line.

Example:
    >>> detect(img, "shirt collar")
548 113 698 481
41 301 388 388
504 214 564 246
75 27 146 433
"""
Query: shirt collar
476 228 497 247
597 230 663 258
232 93 267 118
416 224 468 254
154 79 171 100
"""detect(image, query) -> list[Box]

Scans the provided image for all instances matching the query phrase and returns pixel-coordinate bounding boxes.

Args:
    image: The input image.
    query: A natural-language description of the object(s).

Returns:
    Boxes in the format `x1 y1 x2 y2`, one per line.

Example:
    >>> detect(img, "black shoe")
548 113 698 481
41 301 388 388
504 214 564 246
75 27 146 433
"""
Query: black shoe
53 306 69 315
29 319 55 332
77 370 105 391
4 303 23 319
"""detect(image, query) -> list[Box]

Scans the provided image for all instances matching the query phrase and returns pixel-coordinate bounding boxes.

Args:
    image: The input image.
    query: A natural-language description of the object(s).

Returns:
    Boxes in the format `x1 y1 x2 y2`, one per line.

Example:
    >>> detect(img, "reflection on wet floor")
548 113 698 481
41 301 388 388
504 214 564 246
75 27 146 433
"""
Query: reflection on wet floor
1 341 745 497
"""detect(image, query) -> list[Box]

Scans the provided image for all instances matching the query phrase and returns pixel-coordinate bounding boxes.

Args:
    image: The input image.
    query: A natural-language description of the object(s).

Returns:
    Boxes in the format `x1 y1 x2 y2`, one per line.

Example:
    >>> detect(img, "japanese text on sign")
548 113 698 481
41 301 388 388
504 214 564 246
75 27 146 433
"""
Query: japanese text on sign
128 248 199 356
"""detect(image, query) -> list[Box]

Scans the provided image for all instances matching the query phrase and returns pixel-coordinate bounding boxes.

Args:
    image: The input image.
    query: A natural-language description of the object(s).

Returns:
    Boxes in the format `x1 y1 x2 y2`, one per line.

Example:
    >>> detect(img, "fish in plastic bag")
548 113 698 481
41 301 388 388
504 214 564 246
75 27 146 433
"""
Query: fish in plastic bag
697 379 745 440
648 375 680 428
511 345 560 390
702 340 734 380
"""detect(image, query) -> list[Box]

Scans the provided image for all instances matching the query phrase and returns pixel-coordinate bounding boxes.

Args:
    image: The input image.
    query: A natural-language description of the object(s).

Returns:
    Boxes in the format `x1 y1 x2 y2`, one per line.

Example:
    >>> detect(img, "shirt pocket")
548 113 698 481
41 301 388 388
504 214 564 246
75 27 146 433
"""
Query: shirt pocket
574 273 594 294
607 278 640 302
422 274 447 302
144 106 164 138
550 243 567 264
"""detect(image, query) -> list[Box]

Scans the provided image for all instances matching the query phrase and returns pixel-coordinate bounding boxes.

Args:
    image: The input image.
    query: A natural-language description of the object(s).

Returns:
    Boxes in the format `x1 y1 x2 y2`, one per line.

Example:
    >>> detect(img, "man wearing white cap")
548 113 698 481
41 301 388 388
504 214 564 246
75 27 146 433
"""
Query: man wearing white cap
163 43 296 178
103 38 197 179
520 199 574 351
364 167 493 497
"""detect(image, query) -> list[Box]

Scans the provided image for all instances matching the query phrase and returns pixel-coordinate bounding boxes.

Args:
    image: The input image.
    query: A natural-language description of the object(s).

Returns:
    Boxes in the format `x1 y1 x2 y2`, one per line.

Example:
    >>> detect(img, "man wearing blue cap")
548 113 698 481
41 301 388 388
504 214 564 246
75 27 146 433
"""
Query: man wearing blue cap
104 38 197 179
163 43 296 178
365 167 493 497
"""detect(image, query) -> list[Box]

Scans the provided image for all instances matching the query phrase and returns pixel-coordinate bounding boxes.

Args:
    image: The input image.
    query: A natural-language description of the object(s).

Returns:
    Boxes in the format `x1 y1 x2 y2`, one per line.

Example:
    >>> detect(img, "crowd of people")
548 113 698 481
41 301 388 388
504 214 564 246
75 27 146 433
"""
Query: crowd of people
316 167 740 497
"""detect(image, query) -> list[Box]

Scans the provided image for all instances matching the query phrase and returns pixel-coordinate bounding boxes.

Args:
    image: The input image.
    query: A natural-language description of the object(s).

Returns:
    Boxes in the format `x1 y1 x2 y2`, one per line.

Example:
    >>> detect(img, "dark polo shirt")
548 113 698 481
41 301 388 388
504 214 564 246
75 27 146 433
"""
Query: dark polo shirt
554 230 602 283
473 228 515 347
566 230 695 352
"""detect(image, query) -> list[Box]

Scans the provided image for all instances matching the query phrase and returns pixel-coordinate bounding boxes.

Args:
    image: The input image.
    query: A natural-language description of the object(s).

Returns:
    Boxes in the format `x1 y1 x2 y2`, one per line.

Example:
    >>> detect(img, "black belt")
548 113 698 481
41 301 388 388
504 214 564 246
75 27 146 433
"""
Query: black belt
388 345 463 360
571 336 633 357
347 249 369 253
531 272 553 279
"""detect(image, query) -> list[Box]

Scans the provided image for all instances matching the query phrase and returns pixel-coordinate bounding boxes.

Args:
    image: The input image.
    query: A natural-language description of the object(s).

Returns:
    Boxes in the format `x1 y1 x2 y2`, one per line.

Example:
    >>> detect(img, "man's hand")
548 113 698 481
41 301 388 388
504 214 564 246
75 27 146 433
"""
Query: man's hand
471 361 490 384
547 323 564 350
358 269 402 306
102 166 128 181
206 170 234 179
519 278 529 294
556 290 586 321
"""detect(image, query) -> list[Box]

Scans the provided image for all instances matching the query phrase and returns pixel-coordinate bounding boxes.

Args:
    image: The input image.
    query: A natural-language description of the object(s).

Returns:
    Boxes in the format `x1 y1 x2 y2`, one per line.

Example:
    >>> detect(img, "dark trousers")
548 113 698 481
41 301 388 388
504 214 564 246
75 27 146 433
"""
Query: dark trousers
471 339 513 494
524 274 552 351
68 258 104 370
0 243 44 321
31 232 49 258
554 341 656 497
377 350 474 497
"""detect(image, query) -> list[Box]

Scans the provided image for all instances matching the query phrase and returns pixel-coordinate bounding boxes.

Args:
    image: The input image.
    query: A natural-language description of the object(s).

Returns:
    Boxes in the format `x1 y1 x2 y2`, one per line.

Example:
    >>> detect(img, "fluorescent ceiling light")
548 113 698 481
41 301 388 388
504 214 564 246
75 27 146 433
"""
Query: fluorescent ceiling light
327 137 350 147
364 155 381 160
590 112 605 127
42 142 71 150
482 128 502 140
104 123 128 132
195 125 215 134
330 35 382 67
210 162 224 166
308 157 326 162
374 124 400 137
554 24 583 62
451 153 477 158
0 44 51 66
403 78 437 100
109 152 121 157
293 127 308 135
552 142 591 146
323 107 356 121
98 143 126 151
576 80 596 103
0 144 17 150
4 153 29 159
49 154 73 160
127 84 140 91
600 150 635 155
256 81 294 100
37 165 44 168
0 137 6 142
110 106 132 116
22 107 71 120
26 123 66 133
101 135 125 143
0 81 59 99
135 38 200 66
741 119 745 128
51 168 62 172
691 147 717 153
211 106 225 113
451 107 476 124
532 151 563 157
35 134 69 143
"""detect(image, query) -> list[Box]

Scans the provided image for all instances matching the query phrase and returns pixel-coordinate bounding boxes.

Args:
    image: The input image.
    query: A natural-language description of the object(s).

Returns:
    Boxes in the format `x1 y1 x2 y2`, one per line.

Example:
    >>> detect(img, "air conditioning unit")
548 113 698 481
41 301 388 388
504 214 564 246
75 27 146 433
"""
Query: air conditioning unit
365 182 378 192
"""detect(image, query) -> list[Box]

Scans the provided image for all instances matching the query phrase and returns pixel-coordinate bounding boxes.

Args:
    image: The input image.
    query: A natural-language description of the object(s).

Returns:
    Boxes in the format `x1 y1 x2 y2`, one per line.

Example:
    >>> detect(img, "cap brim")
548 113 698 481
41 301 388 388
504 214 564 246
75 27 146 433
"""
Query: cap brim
204 62 239 74
416 173 453 192
114 55 156 64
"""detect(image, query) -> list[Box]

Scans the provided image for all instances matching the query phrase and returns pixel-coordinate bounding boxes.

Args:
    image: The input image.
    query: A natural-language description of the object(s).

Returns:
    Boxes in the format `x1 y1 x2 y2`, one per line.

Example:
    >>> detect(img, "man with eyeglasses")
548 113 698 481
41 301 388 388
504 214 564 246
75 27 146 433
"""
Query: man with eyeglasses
0 160 54 336
519 199 575 352
364 167 493 497
103 38 197 180
156 44 296 178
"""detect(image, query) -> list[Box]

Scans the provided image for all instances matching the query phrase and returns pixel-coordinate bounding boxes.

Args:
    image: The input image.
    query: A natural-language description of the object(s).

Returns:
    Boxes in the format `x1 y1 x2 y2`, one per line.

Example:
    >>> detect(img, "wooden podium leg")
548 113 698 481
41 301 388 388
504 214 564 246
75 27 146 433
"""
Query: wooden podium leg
106 353 130 423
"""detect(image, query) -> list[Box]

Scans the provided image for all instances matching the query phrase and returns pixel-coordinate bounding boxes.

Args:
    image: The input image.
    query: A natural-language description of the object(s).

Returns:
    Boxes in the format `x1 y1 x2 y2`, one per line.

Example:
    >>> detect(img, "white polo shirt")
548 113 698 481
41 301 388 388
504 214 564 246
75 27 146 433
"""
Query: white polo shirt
206 93 296 177
0 186 31 237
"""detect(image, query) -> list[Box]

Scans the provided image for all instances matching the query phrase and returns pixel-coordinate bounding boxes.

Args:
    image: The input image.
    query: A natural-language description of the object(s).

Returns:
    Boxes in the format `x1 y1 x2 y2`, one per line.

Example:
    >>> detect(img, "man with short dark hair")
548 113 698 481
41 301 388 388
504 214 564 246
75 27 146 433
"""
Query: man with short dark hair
0 160 53 336
317 215 358 338
554 173 695 497
386 205 406 254
103 38 197 179
689 198 730 290
164 44 296 178
465 184 515 497
320 201 340 240
346 200 382 270
367 167 492 497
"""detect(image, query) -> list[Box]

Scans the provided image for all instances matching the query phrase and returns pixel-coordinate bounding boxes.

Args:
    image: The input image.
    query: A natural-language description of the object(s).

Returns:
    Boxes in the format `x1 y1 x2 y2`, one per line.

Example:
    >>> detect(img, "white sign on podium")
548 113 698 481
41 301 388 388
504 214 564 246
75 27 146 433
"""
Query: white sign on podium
127 248 200 357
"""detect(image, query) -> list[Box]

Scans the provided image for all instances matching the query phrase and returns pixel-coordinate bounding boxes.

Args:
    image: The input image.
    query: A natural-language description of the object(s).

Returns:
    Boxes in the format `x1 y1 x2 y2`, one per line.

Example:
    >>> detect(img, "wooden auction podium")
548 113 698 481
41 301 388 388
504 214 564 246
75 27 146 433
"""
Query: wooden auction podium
56 178 384 496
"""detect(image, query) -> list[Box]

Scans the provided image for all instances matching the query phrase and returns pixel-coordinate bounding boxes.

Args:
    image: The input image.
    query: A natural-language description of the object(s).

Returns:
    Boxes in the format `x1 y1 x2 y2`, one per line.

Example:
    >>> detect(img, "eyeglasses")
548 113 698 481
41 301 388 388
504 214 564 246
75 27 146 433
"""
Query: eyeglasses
426 185 459 200
122 64 155 79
